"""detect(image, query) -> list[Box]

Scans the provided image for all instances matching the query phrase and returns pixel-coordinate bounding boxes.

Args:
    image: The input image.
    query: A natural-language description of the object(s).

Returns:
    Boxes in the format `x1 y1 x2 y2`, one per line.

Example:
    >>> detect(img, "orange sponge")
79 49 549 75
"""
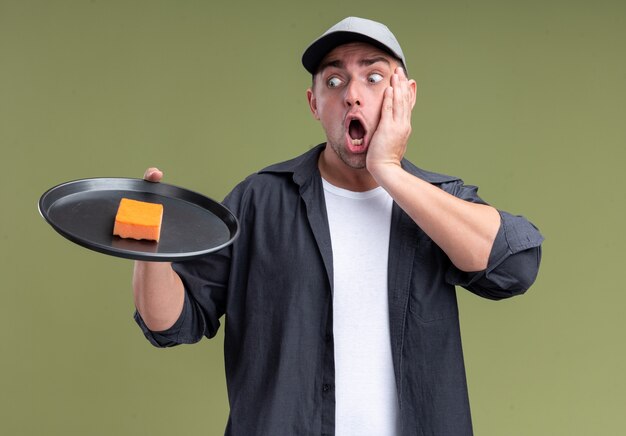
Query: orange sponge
113 198 163 242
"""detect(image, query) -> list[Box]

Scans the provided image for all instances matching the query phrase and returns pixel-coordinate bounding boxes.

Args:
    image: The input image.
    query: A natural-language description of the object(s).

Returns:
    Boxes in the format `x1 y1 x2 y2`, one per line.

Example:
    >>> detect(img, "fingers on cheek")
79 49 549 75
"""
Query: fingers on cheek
385 87 394 111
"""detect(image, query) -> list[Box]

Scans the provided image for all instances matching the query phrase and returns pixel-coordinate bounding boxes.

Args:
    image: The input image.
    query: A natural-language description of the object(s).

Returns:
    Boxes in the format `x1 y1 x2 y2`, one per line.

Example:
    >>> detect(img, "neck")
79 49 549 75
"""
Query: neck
318 144 379 192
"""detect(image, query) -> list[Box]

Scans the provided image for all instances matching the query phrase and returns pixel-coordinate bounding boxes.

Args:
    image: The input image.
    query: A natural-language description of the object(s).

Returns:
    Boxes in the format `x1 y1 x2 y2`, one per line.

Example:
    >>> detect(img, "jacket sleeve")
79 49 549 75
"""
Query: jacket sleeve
134 180 249 348
440 181 544 300
134 241 232 348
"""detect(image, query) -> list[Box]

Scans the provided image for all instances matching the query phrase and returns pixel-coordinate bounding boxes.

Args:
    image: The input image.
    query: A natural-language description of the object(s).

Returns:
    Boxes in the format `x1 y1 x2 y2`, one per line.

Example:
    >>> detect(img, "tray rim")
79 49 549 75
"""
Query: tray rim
38 177 240 261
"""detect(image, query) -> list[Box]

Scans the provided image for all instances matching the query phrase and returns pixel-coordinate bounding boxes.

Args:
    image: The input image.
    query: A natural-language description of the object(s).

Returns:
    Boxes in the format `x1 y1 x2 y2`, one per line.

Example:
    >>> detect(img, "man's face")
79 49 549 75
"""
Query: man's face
307 42 401 170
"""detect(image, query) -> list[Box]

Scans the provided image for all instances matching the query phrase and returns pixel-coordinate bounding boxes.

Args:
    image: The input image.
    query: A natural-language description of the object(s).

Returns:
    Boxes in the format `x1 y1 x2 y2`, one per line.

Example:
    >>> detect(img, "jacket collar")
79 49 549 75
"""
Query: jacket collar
259 143 461 187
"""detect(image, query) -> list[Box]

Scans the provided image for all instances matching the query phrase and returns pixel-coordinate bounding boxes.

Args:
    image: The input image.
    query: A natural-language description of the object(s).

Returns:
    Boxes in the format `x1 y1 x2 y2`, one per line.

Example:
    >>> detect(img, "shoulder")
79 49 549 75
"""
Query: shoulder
259 144 323 182
400 158 462 185
400 159 486 201
223 144 324 210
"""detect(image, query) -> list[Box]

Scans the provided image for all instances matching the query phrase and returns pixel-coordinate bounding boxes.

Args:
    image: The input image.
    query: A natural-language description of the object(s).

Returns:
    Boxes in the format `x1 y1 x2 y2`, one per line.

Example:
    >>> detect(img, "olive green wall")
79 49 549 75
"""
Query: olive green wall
1 0 624 434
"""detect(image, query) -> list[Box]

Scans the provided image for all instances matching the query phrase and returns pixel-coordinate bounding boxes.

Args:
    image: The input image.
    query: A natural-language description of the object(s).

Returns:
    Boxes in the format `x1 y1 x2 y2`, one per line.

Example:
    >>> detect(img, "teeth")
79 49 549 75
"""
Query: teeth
351 138 363 145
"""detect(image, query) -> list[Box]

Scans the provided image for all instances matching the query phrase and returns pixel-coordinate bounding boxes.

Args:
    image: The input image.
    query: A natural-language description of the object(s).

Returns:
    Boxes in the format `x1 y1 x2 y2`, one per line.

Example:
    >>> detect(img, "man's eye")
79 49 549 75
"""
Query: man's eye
368 73 383 84
327 77 343 88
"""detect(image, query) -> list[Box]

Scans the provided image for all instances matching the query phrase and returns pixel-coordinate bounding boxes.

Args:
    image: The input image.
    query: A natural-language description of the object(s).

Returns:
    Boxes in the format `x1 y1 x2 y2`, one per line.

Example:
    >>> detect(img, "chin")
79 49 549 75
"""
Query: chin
339 150 367 170
326 140 367 170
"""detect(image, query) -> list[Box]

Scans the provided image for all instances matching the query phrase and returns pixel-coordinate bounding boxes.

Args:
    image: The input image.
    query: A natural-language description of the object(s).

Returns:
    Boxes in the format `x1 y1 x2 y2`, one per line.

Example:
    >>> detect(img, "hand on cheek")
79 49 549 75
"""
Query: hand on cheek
366 67 415 174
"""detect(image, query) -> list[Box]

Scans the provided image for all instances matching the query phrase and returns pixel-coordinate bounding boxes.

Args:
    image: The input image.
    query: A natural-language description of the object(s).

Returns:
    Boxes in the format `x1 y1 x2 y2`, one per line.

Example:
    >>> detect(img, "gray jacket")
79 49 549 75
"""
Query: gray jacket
136 144 544 436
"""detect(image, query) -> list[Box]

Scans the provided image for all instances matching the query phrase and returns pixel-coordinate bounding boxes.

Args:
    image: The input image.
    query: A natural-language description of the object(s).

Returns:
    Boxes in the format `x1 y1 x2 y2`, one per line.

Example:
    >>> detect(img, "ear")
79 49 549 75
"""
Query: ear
408 79 418 109
306 88 320 120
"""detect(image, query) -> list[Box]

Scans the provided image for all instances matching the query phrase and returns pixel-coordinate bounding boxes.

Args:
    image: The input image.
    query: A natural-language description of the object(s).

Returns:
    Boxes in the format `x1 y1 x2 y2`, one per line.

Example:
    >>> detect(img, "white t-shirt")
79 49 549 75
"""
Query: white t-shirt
322 178 399 436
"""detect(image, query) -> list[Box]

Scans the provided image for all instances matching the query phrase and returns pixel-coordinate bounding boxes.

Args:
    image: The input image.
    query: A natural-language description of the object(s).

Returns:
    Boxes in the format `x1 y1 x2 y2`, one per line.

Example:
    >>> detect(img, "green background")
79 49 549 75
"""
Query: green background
1 0 624 434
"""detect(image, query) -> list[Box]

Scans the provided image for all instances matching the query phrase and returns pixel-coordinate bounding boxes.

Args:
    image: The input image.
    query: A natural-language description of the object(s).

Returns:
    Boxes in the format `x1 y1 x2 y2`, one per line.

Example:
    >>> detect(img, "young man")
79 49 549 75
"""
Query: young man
134 17 543 436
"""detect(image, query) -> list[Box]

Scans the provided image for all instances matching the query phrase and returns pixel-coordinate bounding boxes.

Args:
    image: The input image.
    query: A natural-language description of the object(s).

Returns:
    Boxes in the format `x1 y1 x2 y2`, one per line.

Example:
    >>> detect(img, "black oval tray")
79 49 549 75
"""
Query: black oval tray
39 178 239 261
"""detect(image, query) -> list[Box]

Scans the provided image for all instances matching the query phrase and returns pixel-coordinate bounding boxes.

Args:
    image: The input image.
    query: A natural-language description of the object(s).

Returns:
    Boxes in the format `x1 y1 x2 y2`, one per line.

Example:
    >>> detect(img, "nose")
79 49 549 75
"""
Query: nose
344 80 362 107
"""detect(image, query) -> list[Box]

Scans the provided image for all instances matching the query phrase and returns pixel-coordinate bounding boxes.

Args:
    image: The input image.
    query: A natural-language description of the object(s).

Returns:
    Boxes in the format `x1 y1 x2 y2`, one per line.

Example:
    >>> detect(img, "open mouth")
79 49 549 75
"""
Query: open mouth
348 119 366 146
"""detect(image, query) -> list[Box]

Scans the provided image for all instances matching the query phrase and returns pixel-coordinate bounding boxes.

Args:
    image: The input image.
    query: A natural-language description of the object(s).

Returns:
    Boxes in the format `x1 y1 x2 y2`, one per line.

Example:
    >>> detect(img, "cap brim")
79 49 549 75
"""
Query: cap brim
302 31 404 74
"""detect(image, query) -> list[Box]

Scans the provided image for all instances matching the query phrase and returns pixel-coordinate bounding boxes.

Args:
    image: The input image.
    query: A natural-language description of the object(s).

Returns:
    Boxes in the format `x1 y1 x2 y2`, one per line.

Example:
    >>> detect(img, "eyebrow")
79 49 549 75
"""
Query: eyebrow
359 56 391 67
317 56 391 74
317 59 344 73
